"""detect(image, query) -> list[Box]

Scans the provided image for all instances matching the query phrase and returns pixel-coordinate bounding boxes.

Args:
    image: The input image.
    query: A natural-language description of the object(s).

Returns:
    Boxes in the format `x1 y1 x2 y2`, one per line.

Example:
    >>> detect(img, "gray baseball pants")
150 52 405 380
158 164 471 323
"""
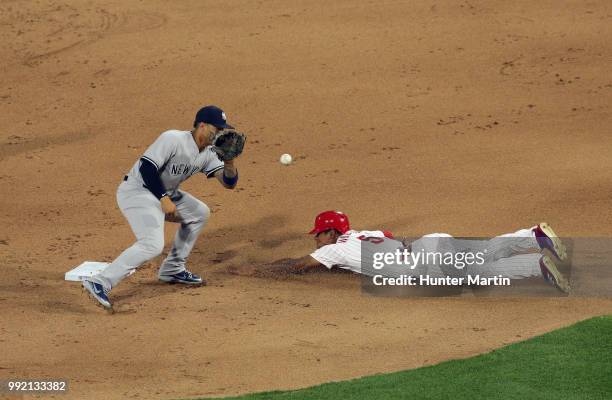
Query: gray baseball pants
92 180 210 290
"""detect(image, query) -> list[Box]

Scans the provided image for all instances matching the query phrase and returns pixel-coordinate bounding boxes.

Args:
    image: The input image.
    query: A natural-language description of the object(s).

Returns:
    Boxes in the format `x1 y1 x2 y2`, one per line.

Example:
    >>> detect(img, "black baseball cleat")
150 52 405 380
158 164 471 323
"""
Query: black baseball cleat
159 270 206 285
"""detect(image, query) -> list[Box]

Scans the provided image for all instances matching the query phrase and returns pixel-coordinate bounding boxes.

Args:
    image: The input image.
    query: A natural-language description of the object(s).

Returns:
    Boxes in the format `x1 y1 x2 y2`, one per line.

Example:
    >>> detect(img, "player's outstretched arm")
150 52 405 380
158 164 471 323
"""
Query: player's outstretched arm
228 256 322 278
264 256 322 274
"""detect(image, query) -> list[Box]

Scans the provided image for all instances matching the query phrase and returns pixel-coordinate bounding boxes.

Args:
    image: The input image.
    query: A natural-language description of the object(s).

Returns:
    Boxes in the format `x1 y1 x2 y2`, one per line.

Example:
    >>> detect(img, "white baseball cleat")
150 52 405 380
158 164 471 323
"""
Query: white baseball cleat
539 255 570 294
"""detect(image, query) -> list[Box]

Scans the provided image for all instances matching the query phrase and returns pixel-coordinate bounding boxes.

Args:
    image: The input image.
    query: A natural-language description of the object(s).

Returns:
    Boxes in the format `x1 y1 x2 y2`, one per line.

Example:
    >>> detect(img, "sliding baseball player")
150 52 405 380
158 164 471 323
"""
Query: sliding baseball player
240 211 570 293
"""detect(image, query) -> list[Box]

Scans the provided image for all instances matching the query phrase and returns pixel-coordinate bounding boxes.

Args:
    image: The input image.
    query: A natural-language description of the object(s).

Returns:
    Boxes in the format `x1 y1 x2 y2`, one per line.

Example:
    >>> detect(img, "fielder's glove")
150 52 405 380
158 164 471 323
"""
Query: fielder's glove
212 129 246 161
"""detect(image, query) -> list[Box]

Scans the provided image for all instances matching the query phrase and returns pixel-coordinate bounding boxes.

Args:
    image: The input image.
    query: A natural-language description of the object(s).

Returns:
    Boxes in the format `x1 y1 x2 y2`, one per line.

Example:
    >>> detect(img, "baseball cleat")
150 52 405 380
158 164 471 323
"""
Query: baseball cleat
539 255 570 294
82 280 113 310
159 270 205 285
533 222 567 261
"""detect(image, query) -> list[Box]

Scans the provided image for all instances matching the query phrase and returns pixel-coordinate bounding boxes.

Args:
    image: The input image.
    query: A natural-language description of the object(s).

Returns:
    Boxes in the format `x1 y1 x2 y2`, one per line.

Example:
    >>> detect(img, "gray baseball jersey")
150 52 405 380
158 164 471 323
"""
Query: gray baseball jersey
126 129 224 195
91 129 224 290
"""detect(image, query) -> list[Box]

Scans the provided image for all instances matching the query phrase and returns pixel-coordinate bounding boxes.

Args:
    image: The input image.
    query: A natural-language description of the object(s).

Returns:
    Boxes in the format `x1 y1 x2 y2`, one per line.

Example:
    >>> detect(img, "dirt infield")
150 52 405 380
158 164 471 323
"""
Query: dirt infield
1 1 611 399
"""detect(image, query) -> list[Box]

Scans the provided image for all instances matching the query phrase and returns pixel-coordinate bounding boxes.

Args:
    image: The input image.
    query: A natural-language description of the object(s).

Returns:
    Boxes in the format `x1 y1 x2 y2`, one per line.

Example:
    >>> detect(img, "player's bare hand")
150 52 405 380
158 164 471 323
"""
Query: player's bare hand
160 196 177 216
226 264 290 280
254 264 291 279
226 264 257 276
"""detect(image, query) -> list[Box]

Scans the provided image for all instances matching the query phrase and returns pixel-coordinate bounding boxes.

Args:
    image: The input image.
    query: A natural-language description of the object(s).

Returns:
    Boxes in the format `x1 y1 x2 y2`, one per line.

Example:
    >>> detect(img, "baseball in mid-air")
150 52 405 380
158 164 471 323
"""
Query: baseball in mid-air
280 153 293 165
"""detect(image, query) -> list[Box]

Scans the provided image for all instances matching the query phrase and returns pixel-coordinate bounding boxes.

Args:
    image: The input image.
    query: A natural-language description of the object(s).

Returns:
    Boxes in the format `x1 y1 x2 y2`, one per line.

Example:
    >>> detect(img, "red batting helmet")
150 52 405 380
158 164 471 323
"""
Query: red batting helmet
309 210 350 235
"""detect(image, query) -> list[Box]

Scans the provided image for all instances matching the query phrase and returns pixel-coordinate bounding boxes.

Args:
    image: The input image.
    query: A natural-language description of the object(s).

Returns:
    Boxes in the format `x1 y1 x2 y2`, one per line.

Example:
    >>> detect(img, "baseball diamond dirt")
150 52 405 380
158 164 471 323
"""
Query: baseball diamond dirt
1 0 611 399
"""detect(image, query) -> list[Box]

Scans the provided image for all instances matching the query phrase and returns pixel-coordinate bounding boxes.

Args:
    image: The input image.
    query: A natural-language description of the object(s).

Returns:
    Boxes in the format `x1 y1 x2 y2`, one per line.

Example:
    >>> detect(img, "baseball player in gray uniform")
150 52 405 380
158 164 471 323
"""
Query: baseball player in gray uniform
83 105 245 310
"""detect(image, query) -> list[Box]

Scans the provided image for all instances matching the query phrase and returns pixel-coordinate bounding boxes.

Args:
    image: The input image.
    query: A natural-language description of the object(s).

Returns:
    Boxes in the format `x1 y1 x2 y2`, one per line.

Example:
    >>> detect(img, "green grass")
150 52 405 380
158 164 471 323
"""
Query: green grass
196 315 612 400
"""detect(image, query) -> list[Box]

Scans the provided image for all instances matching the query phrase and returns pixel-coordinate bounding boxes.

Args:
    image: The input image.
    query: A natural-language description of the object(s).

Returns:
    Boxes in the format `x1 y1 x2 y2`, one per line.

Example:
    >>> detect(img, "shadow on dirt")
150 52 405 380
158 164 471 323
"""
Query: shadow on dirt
196 212 418 266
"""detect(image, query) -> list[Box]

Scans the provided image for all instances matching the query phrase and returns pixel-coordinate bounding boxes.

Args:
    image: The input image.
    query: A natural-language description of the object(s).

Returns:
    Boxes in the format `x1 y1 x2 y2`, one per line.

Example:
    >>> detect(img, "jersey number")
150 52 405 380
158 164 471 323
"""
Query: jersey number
357 235 384 244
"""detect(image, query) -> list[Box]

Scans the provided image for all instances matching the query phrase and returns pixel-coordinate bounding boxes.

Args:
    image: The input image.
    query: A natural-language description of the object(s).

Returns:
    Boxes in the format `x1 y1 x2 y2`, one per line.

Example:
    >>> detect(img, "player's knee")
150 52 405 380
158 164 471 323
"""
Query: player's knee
139 237 164 258
194 202 210 223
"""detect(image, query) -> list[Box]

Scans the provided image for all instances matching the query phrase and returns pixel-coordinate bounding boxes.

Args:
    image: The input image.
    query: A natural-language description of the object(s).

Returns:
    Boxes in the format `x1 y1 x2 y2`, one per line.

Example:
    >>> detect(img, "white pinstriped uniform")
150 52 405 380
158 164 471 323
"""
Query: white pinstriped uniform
310 228 543 280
